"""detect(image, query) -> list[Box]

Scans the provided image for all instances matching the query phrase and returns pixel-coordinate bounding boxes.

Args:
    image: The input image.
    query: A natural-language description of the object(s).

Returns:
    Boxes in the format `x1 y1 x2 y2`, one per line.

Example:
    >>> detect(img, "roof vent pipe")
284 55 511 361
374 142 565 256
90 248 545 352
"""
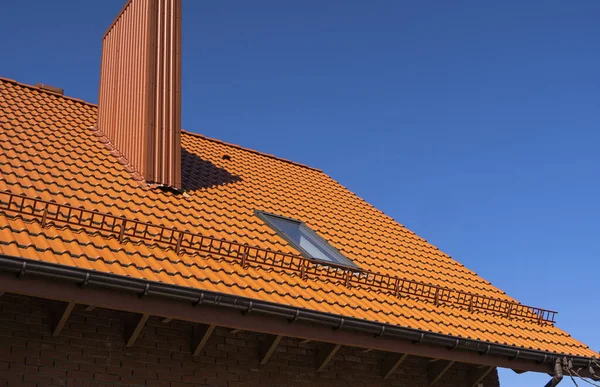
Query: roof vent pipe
97 0 182 189
544 358 563 387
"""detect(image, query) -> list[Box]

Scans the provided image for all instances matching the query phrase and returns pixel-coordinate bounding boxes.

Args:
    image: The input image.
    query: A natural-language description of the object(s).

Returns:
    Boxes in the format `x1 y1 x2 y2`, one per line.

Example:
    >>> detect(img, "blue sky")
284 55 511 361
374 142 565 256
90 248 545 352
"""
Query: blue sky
1 1 599 385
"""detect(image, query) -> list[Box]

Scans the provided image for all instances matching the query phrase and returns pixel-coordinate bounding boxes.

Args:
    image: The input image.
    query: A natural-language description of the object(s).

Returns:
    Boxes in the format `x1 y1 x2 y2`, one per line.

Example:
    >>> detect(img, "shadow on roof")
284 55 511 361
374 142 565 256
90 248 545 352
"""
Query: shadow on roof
181 147 242 192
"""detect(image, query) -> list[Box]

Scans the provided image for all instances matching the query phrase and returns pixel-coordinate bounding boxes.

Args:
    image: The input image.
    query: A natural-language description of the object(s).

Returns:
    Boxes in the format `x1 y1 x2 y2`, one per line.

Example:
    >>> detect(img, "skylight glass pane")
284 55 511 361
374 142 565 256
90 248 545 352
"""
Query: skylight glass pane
258 212 356 267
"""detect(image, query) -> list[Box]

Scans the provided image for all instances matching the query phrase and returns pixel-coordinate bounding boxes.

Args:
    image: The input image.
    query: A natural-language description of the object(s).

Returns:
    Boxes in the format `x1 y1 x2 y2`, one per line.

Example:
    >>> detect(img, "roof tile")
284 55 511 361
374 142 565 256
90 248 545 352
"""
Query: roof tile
0 77 596 358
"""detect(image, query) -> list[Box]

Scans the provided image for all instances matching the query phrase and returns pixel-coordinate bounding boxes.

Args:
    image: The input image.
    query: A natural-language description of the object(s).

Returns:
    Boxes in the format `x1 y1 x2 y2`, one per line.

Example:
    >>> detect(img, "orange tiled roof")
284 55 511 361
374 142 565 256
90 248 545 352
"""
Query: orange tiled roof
0 76 596 358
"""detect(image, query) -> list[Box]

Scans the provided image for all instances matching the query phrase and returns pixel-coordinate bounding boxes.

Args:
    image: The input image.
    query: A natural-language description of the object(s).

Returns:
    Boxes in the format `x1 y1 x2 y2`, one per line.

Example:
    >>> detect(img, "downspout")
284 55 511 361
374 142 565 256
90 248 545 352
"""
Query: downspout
544 358 563 387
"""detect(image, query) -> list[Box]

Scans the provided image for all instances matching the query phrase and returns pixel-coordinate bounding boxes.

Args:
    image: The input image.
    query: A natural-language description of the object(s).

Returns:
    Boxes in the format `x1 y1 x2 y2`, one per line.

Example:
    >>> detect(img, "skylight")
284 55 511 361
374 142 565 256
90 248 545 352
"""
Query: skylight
257 211 357 268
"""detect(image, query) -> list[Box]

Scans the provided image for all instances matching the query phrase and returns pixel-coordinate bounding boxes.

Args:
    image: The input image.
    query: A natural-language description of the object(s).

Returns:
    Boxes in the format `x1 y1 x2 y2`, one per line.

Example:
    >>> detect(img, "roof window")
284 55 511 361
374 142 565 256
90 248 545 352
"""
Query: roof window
257 211 357 268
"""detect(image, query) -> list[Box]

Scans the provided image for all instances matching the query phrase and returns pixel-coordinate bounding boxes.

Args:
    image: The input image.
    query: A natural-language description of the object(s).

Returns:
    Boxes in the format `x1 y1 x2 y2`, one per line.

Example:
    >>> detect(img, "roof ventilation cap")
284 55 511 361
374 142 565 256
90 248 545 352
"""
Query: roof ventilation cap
35 83 64 96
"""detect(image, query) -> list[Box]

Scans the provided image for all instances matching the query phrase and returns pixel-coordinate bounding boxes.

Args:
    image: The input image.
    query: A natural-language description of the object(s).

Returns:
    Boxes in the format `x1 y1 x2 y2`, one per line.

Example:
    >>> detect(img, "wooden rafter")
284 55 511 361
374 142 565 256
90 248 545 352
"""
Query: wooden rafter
259 335 282 365
468 366 494 386
382 353 408 380
125 313 149 347
428 360 455 385
52 301 76 337
0 272 564 376
316 343 341 372
192 324 215 356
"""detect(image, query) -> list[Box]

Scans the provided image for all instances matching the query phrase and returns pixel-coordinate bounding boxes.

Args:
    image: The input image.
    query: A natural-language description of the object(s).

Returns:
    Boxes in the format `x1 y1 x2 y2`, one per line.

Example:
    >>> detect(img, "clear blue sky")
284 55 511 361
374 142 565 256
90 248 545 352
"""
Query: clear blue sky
1 1 599 385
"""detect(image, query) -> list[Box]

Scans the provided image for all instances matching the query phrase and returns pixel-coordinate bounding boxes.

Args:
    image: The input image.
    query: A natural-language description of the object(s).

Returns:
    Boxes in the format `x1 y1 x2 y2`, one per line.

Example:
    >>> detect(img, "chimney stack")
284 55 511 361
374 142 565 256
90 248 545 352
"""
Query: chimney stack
97 0 182 189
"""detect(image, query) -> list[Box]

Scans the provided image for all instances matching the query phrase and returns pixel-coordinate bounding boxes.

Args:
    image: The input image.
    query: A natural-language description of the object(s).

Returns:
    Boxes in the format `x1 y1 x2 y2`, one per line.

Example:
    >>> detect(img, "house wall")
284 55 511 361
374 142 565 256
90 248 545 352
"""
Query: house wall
0 293 501 387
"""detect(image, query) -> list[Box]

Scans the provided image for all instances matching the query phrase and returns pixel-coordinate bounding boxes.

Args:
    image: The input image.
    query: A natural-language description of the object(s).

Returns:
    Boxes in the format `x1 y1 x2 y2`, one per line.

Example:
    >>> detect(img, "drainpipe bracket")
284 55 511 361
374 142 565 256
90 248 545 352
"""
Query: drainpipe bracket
243 301 253 316
80 273 90 288
17 261 27 278
414 332 425 344
288 309 299 323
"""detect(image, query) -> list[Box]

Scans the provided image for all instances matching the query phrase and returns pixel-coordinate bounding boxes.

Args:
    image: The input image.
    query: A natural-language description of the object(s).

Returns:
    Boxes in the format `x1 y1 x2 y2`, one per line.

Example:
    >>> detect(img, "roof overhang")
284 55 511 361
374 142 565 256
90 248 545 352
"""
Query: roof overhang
0 253 596 377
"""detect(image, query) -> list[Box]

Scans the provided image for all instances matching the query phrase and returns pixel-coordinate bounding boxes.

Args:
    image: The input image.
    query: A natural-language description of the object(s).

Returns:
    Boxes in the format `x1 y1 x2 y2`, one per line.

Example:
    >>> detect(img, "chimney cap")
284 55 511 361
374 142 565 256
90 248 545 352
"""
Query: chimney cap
35 83 64 96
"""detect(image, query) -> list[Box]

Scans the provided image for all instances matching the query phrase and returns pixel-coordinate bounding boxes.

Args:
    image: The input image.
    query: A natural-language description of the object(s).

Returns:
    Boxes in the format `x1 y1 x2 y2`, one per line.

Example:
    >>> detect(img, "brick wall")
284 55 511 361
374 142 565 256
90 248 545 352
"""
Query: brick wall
0 293 500 387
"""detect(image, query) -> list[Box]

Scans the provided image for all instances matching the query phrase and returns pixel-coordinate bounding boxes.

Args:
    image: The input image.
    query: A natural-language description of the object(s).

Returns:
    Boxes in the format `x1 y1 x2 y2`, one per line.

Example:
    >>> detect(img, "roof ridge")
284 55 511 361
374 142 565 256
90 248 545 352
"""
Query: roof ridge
182 130 322 173
0 76 322 173
0 76 96 107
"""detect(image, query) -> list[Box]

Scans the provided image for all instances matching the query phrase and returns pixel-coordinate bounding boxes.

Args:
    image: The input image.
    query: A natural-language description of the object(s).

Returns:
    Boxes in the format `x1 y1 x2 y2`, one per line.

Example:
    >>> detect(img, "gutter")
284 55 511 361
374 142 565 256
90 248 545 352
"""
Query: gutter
0 253 596 372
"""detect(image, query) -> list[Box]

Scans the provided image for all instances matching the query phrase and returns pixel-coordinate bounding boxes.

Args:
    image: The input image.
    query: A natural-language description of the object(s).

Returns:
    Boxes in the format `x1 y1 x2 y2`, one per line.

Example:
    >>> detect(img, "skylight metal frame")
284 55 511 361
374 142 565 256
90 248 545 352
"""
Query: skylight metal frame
256 210 359 269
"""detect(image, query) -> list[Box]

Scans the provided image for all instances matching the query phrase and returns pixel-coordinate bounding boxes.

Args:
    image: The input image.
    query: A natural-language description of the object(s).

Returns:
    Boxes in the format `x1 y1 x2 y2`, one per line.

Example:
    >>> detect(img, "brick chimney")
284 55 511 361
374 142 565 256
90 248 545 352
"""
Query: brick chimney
97 0 182 189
